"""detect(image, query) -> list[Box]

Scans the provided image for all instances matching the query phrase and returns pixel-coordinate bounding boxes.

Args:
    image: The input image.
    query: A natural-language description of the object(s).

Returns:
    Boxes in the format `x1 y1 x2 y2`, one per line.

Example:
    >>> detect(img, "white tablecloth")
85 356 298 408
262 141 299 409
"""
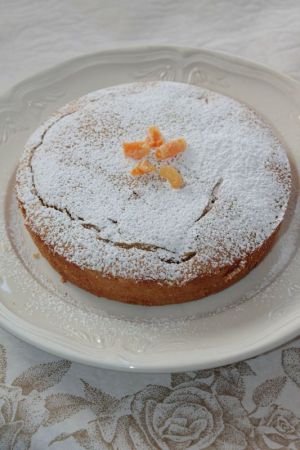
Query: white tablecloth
1 1 300 449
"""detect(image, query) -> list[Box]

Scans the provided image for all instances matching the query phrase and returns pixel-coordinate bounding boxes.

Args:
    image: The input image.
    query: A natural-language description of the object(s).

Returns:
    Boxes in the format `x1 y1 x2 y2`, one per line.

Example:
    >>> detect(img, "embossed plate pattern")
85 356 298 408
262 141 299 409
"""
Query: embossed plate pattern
0 46 300 372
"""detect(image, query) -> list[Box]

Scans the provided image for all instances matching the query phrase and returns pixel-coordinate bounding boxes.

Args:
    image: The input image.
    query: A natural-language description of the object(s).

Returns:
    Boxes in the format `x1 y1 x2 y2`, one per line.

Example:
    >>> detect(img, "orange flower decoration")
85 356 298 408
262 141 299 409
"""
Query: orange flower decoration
122 126 187 189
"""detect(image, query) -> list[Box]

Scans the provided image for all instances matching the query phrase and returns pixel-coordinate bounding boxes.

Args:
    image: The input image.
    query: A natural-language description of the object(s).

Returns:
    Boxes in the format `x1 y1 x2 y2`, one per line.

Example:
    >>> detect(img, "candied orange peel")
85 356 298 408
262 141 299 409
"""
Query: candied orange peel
122 126 187 188
123 141 150 160
155 138 187 160
159 165 184 189
146 126 164 147
131 159 156 176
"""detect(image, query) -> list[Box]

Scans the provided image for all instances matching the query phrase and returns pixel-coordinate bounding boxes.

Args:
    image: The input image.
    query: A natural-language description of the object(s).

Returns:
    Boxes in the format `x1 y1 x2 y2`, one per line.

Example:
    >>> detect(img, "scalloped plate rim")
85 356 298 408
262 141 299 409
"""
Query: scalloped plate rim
0 44 299 106
1 305 300 372
0 45 300 372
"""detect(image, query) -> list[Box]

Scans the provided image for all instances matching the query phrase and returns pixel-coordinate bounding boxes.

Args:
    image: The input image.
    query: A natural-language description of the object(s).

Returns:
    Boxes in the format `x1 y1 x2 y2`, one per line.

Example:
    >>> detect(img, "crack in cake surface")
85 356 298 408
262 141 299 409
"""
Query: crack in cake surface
27 107 200 262
196 178 223 222
29 126 189 260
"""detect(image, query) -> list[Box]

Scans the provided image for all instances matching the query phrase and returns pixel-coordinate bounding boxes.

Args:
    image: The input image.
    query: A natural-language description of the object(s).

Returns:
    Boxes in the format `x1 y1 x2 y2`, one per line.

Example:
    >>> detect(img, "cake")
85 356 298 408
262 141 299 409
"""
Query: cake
16 81 291 306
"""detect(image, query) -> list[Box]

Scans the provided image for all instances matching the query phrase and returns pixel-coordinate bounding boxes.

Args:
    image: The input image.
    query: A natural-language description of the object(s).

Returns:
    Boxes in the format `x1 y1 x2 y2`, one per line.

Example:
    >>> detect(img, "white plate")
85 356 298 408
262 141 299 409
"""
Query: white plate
0 46 300 372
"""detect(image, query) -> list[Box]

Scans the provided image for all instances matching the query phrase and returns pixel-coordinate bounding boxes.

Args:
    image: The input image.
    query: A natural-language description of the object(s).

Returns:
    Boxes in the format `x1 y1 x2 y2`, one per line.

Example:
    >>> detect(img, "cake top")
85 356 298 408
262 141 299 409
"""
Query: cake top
16 81 291 284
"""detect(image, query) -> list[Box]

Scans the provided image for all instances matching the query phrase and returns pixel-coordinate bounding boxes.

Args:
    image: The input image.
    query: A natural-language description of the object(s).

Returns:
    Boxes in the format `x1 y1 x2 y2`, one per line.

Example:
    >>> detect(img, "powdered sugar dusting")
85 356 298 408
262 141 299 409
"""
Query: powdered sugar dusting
16 81 291 283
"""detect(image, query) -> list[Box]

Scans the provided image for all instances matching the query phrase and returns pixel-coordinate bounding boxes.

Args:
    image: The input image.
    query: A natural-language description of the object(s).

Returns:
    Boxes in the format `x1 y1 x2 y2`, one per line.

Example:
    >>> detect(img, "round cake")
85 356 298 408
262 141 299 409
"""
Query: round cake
16 81 291 306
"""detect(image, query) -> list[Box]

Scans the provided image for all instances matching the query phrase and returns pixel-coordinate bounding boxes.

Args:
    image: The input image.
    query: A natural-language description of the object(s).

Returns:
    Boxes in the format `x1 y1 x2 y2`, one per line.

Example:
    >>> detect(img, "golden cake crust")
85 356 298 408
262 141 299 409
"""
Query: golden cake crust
22 212 280 305
16 81 291 305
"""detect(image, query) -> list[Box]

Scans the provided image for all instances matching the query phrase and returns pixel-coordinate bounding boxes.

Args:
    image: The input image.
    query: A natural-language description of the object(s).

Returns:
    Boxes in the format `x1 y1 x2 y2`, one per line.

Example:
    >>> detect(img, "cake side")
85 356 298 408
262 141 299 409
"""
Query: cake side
20 208 281 305
16 81 291 304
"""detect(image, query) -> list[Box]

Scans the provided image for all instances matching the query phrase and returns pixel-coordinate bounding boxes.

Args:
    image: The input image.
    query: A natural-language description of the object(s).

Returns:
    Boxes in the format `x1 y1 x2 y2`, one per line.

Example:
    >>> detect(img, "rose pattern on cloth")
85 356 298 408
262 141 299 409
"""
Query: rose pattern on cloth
0 344 71 450
46 348 300 450
257 405 300 449
0 343 299 449
0 345 300 450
